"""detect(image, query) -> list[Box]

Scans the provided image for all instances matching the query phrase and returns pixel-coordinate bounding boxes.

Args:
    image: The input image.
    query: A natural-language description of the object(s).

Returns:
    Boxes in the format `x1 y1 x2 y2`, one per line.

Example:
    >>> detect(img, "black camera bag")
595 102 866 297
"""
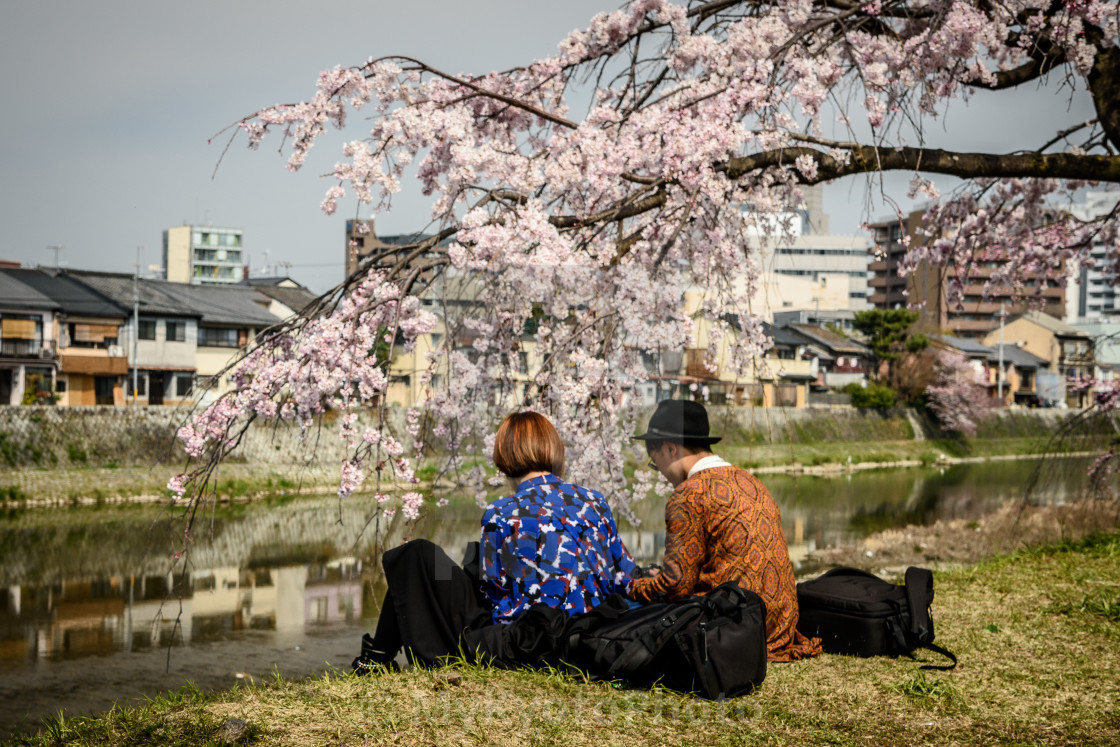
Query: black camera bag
563 581 768 700
796 566 955 670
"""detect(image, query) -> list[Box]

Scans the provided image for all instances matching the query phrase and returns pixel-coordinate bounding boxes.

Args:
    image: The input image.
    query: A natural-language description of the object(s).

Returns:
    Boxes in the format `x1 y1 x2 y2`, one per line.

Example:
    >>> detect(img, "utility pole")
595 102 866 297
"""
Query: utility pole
133 246 142 405
997 302 1006 402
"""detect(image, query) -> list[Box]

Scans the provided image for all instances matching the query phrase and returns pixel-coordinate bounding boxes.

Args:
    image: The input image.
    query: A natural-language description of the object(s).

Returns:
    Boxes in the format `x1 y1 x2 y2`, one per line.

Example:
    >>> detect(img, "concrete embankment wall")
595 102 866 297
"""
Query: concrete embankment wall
0 405 412 470
0 404 1073 471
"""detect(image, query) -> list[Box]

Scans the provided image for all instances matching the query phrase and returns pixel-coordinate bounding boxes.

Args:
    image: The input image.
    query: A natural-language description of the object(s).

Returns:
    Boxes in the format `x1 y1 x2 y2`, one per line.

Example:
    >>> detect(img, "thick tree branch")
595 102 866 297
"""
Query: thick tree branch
725 145 1120 183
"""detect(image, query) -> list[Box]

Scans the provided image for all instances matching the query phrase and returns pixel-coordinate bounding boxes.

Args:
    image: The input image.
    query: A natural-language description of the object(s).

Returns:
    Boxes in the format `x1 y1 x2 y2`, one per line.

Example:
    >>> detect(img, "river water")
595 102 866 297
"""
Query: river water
0 458 1089 738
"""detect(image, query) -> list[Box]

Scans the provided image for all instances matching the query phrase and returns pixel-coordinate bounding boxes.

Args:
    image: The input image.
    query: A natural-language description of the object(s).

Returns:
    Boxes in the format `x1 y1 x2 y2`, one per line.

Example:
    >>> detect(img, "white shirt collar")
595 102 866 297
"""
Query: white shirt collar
687 454 732 478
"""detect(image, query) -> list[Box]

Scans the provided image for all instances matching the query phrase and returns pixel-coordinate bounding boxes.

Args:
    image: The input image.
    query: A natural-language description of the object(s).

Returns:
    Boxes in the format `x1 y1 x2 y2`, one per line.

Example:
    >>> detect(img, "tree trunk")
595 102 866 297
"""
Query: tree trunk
1089 46 1120 152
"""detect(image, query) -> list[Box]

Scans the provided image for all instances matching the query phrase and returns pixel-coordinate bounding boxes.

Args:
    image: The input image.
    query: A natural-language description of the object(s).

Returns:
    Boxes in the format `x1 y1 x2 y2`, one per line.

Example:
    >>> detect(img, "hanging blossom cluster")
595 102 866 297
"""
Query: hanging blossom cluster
925 349 992 435
170 268 436 514
903 180 1118 310
186 0 1120 520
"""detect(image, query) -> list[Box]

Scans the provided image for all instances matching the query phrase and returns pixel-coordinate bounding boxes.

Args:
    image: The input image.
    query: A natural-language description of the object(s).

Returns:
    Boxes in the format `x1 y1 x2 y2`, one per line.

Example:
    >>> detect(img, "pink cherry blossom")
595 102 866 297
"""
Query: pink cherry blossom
176 0 1120 533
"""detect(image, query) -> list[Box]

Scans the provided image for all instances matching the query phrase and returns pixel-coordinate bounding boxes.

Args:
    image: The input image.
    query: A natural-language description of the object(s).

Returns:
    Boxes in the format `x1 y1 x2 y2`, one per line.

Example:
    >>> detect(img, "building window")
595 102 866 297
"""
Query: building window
173 373 194 398
198 327 240 348
66 323 118 349
1 315 42 343
138 319 157 340
165 321 186 342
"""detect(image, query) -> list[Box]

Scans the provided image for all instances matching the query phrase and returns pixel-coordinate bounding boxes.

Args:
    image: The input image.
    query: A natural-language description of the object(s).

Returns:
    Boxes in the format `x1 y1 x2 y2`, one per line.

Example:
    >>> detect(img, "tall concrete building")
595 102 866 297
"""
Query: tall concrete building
763 184 871 312
1068 191 1120 322
163 225 245 285
869 209 1065 338
344 219 377 278
344 219 447 280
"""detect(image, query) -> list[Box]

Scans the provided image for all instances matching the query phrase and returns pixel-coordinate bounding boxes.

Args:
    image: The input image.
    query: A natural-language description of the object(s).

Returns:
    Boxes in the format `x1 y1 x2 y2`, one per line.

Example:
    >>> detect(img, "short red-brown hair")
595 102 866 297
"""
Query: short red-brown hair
492 411 565 479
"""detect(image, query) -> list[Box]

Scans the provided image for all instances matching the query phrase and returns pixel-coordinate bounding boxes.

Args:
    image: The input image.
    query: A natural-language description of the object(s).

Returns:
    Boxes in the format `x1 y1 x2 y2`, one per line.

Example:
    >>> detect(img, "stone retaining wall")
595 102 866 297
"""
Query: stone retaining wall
0 403 1073 471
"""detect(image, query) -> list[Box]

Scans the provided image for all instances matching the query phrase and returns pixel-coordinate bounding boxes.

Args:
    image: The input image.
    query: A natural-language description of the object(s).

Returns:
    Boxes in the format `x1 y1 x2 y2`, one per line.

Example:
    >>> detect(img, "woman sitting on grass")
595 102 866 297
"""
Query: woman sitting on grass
354 411 636 669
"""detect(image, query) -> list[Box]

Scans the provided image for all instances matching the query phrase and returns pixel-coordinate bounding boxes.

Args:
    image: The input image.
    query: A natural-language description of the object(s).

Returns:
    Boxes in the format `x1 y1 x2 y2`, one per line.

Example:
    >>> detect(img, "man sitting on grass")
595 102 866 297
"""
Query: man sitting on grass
630 399 821 662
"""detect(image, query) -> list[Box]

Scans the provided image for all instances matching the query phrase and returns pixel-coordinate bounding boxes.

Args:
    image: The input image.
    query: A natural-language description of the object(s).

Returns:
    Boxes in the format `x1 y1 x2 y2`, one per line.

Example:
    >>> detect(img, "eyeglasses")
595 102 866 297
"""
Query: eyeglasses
646 443 661 470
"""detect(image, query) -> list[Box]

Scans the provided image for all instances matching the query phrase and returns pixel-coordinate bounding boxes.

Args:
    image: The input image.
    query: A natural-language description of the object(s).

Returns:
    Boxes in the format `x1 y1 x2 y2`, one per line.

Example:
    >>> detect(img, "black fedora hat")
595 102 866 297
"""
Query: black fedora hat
633 399 721 445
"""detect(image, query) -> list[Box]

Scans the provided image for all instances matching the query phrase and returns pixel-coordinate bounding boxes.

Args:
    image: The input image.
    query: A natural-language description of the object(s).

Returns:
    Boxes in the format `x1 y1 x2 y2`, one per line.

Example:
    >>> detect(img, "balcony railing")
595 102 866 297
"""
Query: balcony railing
0 338 56 359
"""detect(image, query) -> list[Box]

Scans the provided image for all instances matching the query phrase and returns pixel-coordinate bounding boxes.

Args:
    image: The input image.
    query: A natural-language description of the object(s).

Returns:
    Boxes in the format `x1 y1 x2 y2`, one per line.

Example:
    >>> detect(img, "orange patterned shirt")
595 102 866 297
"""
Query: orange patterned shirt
629 465 821 662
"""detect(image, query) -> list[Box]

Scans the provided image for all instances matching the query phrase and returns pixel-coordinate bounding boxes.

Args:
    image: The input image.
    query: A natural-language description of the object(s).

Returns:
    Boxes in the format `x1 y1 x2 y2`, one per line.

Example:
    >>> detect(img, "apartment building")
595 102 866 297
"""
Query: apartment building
1068 191 1120 322
164 224 245 285
868 210 1066 338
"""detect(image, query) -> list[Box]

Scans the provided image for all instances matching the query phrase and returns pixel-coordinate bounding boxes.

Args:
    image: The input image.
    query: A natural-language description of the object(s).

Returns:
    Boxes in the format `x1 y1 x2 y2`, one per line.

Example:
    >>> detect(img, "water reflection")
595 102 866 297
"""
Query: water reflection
0 458 1090 736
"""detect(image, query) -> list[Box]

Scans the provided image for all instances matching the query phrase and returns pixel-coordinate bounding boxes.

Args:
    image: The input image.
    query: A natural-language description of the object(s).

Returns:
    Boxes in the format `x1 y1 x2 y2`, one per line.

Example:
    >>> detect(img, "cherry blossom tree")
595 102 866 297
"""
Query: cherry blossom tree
925 348 991 435
171 0 1120 534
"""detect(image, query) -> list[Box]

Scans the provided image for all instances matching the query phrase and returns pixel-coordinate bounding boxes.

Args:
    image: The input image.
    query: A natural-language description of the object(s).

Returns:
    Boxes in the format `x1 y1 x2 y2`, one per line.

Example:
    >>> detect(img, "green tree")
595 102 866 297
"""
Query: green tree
852 310 929 382
841 382 897 410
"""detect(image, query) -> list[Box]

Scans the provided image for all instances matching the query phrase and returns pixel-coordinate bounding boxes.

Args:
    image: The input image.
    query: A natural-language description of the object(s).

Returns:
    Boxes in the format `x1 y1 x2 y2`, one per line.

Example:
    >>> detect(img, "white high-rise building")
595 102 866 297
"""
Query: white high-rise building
758 185 871 312
1068 191 1120 322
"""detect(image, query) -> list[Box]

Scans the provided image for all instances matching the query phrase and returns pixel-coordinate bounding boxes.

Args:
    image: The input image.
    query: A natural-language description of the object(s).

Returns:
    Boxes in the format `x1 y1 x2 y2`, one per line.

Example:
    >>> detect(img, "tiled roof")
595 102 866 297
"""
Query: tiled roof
246 284 319 314
156 283 281 327
239 276 304 287
763 321 806 348
0 270 60 311
70 271 283 326
2 268 126 318
787 323 870 354
987 344 1049 369
933 334 994 357
67 270 200 318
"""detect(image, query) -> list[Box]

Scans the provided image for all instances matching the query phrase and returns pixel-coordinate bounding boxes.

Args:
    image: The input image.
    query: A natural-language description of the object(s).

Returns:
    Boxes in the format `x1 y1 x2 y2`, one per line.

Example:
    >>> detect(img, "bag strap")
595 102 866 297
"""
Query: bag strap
902 568 957 670
687 621 729 701
917 642 958 671
903 567 935 643
601 605 704 679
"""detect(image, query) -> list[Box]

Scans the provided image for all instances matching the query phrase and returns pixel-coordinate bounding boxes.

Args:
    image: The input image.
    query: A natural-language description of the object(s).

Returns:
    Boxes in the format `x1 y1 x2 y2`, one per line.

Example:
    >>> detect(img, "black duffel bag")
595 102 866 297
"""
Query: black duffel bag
564 582 768 700
796 566 956 670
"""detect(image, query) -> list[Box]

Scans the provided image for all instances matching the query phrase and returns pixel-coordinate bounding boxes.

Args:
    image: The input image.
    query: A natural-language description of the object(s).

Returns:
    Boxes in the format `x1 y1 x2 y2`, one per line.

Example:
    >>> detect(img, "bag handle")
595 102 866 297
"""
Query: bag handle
817 566 884 581
904 567 935 643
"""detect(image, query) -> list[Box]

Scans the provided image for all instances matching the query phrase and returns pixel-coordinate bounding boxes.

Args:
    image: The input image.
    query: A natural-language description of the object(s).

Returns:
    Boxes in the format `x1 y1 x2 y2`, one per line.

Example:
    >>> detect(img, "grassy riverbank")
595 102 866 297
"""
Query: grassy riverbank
6 531 1118 747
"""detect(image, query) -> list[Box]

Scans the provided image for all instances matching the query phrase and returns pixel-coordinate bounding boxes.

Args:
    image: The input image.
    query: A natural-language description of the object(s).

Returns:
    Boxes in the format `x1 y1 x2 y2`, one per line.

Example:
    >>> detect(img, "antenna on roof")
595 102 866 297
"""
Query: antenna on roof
47 244 63 269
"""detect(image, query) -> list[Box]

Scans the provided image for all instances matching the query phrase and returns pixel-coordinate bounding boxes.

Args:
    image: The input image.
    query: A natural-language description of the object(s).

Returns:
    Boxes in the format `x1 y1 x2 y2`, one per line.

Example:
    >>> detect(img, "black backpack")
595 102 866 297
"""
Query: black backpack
796 566 956 670
564 582 768 700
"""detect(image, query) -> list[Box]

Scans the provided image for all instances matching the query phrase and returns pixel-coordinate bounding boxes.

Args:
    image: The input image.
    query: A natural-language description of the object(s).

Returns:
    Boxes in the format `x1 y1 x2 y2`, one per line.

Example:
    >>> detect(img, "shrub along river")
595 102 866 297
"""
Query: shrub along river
0 457 1091 738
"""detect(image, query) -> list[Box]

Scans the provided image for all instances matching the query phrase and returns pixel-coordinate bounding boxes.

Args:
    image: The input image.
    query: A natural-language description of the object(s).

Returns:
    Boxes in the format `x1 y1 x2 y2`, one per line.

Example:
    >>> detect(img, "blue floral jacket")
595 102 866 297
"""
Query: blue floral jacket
480 474 635 623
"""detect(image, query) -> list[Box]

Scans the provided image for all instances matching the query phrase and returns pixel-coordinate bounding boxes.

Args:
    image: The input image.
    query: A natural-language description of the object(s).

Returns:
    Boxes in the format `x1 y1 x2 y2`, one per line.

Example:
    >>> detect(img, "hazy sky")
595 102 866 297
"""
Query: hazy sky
0 1 1097 293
